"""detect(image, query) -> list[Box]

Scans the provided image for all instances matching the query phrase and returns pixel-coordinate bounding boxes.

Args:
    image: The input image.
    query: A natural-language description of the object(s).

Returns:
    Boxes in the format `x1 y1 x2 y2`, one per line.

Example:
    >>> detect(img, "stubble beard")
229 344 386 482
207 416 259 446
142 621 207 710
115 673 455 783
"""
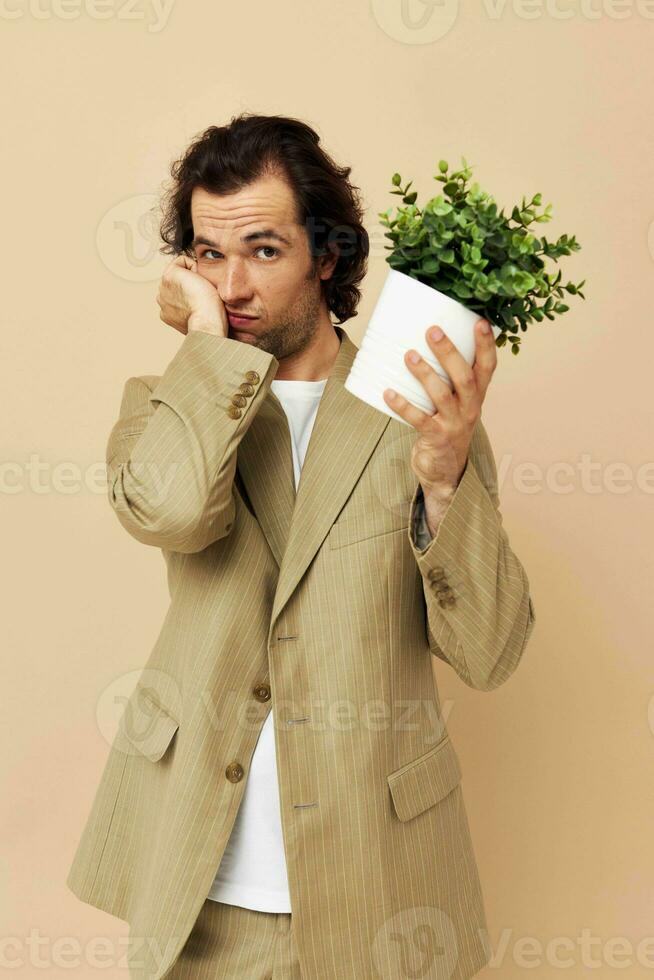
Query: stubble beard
244 260 325 362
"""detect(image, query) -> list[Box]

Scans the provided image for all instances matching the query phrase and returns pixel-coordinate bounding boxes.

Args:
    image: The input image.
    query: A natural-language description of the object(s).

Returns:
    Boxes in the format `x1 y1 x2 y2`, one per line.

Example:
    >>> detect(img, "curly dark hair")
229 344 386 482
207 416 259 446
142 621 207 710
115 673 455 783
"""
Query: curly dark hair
159 113 370 324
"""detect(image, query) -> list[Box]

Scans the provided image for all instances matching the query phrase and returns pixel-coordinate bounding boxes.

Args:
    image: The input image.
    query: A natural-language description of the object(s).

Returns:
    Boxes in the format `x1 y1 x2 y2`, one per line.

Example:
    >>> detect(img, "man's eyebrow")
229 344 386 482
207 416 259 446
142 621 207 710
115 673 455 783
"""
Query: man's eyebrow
191 229 292 249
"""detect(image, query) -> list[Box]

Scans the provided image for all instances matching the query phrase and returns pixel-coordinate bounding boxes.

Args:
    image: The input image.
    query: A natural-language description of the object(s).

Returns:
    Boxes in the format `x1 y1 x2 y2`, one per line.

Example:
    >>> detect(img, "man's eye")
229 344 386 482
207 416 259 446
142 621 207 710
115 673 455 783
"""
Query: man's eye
256 246 279 260
199 247 279 261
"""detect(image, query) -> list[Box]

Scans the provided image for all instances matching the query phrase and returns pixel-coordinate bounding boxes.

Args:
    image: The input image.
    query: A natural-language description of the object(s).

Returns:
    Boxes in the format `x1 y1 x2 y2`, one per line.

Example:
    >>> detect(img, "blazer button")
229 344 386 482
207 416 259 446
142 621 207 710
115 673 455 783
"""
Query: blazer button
244 370 260 384
428 566 446 581
225 762 244 782
438 595 456 608
231 393 248 408
227 406 243 419
238 382 255 397
253 684 271 702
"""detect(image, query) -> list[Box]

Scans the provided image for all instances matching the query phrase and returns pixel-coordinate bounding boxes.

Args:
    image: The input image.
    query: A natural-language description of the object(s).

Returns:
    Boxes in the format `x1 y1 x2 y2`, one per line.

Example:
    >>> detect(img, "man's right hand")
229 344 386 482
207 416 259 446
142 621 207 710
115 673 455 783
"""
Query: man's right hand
157 254 228 337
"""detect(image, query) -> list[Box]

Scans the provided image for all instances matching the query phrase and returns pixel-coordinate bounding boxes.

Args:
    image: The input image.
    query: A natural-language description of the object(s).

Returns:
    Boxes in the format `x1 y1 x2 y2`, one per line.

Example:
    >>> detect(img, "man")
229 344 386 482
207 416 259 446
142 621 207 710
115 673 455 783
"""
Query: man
66 113 536 980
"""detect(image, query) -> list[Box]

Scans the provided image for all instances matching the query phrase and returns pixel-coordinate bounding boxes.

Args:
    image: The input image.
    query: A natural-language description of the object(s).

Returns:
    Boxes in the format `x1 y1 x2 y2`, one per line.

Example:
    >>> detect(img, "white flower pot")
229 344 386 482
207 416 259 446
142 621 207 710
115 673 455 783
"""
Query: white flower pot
344 268 502 425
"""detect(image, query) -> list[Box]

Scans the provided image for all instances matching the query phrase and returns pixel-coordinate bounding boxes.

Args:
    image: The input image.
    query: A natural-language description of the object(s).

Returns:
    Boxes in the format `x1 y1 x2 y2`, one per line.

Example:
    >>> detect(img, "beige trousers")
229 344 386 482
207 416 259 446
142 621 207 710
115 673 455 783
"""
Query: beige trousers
163 899 302 979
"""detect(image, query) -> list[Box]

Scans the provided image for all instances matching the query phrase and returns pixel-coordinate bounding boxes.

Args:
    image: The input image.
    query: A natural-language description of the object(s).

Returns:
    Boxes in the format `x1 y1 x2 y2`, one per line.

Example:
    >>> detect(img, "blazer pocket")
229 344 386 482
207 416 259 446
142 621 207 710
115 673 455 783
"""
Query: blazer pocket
118 686 180 763
329 507 410 550
386 733 462 822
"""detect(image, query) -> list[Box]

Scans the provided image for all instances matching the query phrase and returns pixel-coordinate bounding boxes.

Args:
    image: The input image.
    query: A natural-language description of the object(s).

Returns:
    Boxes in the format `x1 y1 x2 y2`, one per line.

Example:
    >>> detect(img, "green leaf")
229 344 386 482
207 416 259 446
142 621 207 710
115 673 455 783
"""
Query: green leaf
380 156 585 349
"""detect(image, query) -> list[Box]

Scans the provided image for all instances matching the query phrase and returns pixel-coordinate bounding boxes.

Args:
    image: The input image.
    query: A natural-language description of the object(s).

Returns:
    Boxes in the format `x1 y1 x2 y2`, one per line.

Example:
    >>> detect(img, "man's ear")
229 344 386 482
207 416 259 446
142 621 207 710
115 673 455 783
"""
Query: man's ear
317 243 339 281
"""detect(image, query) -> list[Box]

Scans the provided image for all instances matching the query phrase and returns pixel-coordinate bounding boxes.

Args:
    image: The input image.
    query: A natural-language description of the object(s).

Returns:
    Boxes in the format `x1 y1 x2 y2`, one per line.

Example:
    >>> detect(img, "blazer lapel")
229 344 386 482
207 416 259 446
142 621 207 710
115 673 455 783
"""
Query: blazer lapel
238 326 391 621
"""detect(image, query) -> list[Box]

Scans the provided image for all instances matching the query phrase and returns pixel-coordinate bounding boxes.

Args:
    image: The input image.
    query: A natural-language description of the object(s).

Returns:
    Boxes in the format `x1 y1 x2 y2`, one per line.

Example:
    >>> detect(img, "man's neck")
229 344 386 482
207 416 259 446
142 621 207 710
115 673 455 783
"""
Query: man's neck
274 323 343 382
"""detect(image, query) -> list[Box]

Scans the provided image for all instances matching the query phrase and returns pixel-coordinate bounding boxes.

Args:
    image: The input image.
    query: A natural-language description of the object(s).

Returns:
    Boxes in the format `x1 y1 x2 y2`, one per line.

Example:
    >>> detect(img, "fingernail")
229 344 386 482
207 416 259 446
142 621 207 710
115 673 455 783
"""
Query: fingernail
480 320 490 334
407 350 420 364
430 327 444 341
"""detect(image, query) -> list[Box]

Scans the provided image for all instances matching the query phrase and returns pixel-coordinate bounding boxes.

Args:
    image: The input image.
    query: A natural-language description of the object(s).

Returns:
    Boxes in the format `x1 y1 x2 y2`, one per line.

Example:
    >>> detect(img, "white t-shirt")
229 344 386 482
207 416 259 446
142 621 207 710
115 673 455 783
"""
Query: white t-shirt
207 376 327 912
207 374 433 912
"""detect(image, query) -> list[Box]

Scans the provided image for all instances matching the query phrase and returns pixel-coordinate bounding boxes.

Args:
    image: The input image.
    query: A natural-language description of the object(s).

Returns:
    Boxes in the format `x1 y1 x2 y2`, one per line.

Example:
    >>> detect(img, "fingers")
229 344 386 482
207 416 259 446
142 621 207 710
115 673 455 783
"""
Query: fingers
158 255 195 331
471 318 497 401
403 343 458 421
409 321 496 416
172 253 195 270
382 387 436 430
163 254 197 278
422 324 476 409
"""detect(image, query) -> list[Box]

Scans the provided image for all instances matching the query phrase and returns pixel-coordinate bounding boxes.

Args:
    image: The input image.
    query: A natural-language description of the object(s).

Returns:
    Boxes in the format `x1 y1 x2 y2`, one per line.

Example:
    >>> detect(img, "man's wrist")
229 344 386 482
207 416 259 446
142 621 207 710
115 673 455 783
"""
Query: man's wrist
421 484 457 538
187 313 226 337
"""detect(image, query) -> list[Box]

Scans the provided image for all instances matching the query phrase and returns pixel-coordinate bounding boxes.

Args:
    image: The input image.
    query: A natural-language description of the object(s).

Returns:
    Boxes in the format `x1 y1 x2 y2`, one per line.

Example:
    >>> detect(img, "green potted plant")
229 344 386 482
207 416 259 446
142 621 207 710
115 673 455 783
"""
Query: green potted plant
344 157 586 423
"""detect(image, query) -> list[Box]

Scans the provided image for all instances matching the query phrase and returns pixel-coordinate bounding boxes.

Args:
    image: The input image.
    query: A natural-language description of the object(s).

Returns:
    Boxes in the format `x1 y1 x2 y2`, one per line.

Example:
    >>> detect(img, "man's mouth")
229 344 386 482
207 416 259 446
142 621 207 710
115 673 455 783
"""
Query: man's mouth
227 310 259 328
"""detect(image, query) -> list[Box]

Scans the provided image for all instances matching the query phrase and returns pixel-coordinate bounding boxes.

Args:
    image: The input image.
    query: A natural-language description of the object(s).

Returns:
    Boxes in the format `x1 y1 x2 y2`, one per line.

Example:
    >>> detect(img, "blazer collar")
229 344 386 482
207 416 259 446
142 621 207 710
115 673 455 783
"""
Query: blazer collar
238 324 391 623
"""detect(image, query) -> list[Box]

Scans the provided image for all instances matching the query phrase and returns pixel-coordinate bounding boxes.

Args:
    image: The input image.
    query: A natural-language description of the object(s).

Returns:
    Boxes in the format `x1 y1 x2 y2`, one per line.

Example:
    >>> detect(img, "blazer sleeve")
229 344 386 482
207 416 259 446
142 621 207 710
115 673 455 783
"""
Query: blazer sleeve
105 330 279 554
407 416 536 691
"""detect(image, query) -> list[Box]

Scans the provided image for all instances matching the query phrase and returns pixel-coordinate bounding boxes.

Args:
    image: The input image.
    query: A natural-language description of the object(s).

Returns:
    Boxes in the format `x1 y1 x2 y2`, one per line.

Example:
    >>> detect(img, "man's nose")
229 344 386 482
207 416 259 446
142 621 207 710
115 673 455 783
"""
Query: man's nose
218 258 254 305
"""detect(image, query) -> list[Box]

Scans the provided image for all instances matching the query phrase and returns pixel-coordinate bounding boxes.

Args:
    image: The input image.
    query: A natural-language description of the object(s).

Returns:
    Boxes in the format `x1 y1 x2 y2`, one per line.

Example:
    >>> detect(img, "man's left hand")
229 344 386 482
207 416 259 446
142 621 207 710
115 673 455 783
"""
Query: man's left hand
382 318 498 524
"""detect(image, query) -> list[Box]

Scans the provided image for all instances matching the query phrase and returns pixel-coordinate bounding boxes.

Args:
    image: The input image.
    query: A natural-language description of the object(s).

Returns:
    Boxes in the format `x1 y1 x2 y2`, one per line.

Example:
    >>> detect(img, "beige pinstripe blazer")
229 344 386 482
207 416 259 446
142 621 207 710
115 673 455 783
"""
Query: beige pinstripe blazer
66 325 536 980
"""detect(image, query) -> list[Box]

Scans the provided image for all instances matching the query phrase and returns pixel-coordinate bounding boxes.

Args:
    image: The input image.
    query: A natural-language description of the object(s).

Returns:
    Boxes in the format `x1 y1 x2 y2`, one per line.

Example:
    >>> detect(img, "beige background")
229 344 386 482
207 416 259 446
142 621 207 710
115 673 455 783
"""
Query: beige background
2 1 653 976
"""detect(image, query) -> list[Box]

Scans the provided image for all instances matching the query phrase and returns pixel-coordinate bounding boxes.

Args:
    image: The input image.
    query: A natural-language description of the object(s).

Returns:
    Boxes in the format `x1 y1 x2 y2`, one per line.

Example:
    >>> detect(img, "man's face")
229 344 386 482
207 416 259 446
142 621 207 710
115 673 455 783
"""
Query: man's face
190 173 336 361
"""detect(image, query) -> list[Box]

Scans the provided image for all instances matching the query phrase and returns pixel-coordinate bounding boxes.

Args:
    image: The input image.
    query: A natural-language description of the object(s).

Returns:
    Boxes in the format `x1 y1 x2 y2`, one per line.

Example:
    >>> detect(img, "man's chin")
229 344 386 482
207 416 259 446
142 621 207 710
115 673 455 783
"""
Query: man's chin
229 327 257 343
